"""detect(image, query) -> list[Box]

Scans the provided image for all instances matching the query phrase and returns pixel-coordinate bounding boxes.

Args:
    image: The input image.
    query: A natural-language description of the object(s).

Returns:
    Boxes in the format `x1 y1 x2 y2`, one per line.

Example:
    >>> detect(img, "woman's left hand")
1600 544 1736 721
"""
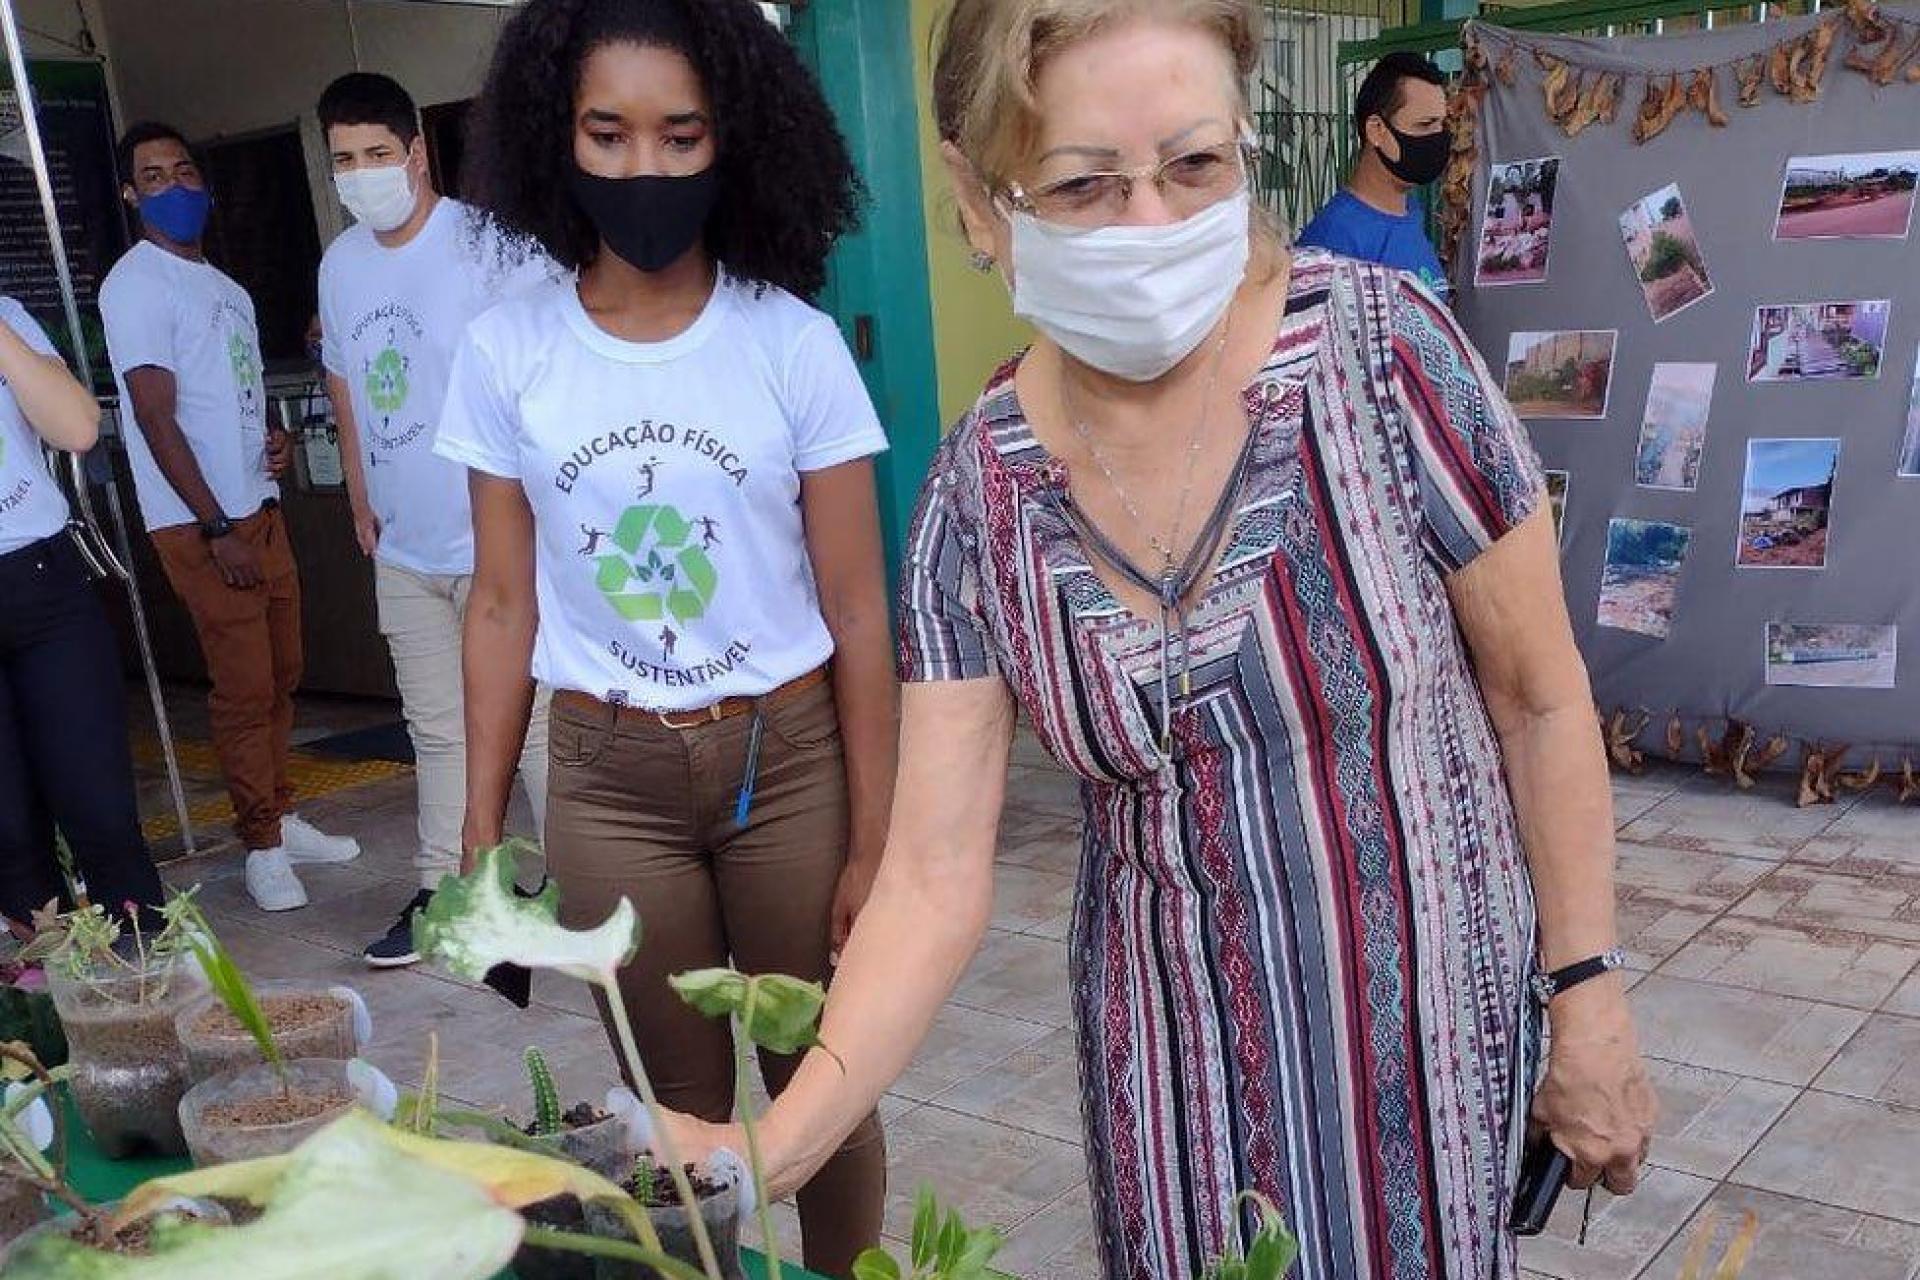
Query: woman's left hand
1530 977 1659 1194
829 853 882 959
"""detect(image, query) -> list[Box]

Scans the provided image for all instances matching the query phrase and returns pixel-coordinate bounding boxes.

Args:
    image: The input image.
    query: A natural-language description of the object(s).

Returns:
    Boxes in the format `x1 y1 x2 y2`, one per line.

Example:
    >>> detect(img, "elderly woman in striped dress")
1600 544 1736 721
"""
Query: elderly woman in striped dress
663 1 1657 1275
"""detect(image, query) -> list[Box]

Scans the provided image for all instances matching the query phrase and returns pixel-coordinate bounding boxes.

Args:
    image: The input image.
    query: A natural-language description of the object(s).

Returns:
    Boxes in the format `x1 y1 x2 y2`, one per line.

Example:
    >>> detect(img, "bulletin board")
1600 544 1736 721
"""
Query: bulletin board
0 58 125 390
1447 6 1920 785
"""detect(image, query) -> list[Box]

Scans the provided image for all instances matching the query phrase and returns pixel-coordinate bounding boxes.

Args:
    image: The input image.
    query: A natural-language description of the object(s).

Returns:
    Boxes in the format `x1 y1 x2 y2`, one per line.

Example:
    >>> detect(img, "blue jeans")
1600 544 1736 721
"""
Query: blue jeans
0 532 163 924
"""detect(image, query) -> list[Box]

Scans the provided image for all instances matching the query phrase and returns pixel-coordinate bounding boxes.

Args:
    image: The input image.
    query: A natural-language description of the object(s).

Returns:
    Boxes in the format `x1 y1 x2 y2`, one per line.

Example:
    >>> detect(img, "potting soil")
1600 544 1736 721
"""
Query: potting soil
200 1086 353 1129
192 993 347 1039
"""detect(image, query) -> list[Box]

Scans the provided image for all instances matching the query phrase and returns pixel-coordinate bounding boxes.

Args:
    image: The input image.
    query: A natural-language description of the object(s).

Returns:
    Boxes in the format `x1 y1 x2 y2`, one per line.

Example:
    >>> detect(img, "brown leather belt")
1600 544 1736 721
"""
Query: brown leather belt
553 666 829 731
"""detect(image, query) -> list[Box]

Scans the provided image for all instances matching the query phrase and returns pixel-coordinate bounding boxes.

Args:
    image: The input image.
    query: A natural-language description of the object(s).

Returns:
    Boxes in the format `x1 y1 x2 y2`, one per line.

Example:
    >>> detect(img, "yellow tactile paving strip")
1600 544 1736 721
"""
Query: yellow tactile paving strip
130 734 411 841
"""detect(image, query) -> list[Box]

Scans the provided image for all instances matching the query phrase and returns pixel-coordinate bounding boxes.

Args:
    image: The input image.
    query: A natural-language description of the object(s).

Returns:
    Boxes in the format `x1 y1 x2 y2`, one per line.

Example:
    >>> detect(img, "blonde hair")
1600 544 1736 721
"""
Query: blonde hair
932 0 1265 190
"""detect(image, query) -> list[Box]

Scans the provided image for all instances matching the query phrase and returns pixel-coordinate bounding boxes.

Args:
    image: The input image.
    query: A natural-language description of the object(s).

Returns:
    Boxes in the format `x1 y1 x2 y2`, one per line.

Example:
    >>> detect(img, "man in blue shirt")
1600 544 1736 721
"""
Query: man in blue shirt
1298 52 1452 299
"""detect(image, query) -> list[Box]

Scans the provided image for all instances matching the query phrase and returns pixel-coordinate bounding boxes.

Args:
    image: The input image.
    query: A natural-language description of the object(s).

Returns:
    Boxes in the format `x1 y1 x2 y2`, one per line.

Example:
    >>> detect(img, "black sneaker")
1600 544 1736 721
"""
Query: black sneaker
363 889 433 968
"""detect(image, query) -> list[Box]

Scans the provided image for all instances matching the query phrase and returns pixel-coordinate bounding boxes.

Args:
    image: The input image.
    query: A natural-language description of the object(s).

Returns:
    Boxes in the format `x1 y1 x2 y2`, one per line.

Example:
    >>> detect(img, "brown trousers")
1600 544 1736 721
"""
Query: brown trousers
546 677 886 1279
150 506 301 851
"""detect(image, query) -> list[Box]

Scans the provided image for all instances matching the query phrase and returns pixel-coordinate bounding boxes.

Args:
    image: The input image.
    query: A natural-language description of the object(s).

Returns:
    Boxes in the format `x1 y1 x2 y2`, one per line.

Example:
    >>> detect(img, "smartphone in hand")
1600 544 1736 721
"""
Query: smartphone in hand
1510 1135 1572 1237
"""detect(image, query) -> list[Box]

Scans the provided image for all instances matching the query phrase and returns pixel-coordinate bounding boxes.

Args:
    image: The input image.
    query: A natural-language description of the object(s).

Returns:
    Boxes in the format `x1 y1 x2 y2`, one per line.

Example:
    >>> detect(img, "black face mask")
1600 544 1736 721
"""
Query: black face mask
569 163 719 272
1377 123 1449 187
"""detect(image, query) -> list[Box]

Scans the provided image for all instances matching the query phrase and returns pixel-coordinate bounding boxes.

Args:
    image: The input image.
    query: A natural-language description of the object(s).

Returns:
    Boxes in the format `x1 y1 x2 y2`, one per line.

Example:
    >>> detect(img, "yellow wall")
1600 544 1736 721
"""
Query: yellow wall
911 0 1033 427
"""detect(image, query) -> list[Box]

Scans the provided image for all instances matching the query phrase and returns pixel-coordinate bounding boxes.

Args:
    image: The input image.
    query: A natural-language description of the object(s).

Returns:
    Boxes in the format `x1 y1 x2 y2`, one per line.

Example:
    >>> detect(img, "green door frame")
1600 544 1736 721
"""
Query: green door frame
785 0 942 585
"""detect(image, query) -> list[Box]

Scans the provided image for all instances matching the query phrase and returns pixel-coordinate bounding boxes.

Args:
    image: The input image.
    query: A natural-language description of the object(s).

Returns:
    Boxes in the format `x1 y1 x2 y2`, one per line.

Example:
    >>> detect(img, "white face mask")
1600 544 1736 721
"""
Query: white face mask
1009 189 1251 382
334 162 417 233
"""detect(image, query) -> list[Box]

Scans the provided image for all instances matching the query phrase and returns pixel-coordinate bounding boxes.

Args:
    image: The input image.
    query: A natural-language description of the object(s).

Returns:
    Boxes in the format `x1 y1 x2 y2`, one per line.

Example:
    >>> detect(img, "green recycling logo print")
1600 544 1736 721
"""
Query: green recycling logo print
227 331 260 392
594 503 718 624
366 346 409 415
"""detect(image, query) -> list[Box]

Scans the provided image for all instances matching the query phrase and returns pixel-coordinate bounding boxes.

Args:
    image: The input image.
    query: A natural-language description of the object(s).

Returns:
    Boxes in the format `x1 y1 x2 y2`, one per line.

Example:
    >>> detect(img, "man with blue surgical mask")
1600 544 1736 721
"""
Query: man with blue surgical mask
314 74 556 968
100 122 360 913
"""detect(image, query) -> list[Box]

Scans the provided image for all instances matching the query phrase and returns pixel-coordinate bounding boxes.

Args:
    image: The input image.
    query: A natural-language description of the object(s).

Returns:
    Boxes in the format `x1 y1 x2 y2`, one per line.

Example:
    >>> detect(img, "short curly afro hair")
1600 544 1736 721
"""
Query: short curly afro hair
463 0 860 299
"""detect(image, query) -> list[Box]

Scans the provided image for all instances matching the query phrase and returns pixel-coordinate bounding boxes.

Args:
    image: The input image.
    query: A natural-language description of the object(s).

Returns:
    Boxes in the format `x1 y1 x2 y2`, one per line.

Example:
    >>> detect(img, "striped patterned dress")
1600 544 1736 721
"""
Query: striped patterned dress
899 253 1546 1280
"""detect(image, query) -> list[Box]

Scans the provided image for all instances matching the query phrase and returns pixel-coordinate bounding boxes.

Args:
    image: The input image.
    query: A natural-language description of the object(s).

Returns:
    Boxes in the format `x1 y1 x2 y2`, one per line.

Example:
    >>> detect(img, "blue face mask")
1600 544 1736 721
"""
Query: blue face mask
137 184 213 244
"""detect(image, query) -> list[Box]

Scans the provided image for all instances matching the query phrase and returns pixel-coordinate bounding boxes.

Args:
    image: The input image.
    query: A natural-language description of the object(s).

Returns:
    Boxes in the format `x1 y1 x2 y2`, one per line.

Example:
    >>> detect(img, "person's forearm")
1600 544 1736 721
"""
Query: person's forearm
751 684 1011 1195
760 851 991 1195
136 413 227 524
1499 702 1619 971
462 585 537 848
828 610 898 862
0 329 97 450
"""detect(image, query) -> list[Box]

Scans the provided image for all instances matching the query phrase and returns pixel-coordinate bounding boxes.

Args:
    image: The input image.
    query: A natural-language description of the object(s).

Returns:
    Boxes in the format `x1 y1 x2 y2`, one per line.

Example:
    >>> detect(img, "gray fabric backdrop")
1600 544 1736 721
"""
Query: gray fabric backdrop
1454 9 1920 762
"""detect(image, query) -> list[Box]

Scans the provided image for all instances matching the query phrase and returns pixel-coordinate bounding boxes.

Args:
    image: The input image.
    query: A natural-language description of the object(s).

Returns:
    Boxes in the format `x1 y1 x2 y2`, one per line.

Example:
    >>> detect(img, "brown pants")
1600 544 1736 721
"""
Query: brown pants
546 678 885 1278
150 506 301 851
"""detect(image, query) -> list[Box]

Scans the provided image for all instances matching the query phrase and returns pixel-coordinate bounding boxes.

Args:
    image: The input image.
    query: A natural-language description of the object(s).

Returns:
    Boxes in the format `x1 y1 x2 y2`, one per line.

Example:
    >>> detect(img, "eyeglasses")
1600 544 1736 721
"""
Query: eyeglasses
1004 139 1253 228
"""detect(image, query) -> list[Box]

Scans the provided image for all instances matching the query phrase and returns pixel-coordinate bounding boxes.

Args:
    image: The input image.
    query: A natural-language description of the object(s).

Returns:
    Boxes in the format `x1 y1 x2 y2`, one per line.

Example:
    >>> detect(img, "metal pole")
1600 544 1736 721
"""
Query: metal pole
0 0 197 855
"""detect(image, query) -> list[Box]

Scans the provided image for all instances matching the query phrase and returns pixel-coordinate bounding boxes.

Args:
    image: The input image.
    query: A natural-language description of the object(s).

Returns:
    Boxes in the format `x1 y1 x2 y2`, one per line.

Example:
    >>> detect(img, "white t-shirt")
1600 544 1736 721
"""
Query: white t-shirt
319 198 558 576
436 270 888 709
0 297 73 556
100 240 277 532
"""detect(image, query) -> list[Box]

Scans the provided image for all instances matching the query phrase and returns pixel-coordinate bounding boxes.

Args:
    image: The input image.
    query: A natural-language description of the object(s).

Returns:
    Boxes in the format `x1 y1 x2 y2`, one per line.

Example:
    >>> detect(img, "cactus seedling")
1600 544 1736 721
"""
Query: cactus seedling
525 1047 562 1138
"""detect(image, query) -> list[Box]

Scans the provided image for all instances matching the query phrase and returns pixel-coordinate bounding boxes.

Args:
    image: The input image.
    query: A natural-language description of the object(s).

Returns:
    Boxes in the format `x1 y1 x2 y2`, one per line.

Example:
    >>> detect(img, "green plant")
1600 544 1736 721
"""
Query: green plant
0 1040 100 1231
670 968 835 1280
1840 338 1880 375
393 1032 443 1137
2 1110 705 1280
51 834 85 909
851 1189 1002 1280
1638 232 1683 281
526 1047 563 1138
173 901 285 1092
22 893 199 1002
1198 1193 1298 1280
413 843 722 1278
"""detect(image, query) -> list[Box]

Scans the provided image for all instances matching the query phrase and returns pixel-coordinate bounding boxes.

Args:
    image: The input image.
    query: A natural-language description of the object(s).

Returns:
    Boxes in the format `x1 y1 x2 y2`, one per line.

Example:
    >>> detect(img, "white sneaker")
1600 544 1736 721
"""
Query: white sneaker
282 814 361 865
245 848 309 912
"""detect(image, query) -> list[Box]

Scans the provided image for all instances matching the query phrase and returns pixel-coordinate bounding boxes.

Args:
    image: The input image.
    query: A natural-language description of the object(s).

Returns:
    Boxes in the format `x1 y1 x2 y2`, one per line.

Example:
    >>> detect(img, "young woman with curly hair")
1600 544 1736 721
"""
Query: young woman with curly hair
437 2 889 1269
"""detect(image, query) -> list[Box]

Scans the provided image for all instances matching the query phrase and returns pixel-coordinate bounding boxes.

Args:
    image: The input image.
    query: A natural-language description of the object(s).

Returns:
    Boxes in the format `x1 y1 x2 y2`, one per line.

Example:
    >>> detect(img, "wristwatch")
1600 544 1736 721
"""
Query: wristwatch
1531 948 1628 1006
199 514 235 541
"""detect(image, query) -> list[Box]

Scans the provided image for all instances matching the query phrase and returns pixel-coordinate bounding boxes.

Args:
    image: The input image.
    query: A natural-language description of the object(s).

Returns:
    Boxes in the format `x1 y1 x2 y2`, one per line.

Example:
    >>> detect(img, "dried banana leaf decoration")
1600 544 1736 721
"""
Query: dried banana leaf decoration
1438 31 1489 289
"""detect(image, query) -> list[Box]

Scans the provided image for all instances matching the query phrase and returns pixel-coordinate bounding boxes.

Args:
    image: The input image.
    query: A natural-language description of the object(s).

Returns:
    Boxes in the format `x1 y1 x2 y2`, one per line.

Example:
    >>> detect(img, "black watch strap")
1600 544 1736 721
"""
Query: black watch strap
199 514 235 541
1531 948 1627 1005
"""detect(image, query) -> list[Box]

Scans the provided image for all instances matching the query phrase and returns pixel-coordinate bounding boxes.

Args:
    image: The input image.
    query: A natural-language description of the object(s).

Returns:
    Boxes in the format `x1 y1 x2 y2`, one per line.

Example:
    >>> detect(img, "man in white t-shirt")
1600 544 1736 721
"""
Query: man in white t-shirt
100 121 359 913
316 74 555 968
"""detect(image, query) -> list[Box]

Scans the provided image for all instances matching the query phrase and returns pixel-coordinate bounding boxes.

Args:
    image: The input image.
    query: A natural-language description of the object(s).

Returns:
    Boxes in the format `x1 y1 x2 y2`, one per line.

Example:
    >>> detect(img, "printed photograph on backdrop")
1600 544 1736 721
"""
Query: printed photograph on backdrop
1765 622 1899 689
1900 352 1920 477
1475 157 1560 286
1598 518 1692 640
1773 150 1920 241
1634 362 1716 491
1747 300 1889 382
1737 438 1840 570
1619 183 1714 322
1545 470 1570 547
1504 329 1617 418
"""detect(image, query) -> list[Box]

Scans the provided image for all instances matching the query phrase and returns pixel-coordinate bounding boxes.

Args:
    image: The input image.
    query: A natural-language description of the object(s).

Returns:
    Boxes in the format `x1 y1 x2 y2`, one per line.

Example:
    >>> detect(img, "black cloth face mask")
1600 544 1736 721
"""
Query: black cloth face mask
1377 123 1450 187
569 163 720 272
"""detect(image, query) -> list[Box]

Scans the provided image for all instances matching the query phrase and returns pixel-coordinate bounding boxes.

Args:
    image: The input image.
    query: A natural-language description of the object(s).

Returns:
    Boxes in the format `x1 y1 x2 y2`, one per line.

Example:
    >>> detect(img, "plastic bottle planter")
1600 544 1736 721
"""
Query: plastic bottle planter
46 955 206 1158
0 1197 229 1265
582 1174 743 1280
176 1059 358 1167
175 982 363 1084
514 1108 633 1280
0 1172 48 1250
